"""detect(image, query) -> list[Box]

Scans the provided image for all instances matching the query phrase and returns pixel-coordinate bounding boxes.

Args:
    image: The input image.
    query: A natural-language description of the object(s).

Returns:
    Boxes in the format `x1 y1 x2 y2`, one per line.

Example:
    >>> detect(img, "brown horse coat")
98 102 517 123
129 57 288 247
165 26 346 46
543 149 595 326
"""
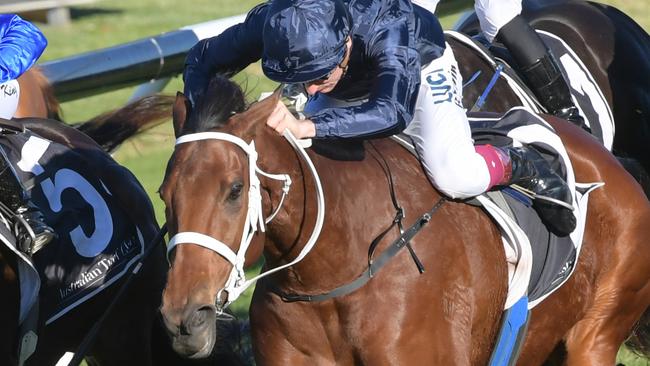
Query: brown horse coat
15 68 62 120
160 78 650 365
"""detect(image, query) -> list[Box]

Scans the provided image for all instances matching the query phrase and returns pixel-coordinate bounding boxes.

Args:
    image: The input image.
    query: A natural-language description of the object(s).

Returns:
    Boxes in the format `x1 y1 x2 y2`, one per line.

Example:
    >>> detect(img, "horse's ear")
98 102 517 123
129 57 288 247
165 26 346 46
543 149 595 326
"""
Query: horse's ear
172 92 191 138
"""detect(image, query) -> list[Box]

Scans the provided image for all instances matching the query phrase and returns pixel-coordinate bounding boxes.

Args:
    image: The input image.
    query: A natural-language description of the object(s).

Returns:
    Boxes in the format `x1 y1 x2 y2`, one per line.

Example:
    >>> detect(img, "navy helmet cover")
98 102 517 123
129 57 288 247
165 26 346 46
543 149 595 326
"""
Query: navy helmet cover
262 0 351 83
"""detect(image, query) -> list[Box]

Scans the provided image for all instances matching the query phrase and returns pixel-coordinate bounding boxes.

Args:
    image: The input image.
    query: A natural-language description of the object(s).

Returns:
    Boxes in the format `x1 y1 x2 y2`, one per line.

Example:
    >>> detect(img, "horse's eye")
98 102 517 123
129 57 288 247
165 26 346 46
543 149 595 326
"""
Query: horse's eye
228 182 244 201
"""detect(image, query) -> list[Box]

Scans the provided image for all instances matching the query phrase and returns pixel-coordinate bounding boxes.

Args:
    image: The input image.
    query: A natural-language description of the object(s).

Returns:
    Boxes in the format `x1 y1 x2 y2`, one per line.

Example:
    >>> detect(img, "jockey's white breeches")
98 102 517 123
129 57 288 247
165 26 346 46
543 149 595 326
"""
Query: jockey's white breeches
303 44 491 199
412 0 522 41
404 44 490 198
0 79 20 119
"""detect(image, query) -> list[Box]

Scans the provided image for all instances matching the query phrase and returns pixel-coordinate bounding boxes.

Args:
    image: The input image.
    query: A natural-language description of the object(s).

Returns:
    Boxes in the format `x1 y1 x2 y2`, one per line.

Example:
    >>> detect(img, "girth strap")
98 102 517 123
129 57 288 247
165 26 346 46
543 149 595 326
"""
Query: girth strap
274 197 446 302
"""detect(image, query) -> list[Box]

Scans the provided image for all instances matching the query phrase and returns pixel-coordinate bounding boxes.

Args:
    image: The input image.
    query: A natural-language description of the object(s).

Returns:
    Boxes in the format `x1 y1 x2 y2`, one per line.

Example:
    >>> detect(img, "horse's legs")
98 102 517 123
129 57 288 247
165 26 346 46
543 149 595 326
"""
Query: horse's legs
0 246 19 365
91 248 167 365
250 301 334 366
563 215 650 365
24 349 66 366
91 306 154 366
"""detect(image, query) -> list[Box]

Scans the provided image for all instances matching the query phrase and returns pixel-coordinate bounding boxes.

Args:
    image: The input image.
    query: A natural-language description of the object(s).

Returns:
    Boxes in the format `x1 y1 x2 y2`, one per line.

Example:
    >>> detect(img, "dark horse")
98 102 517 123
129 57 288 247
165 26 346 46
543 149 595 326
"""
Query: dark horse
452 0 650 179
160 72 650 365
0 95 171 365
0 91 245 365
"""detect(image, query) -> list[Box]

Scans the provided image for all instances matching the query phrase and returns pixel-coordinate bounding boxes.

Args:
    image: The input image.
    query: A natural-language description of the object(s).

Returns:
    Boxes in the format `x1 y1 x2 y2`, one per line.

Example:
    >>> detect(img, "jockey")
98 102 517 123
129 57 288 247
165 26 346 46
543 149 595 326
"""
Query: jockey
183 0 575 236
0 14 46 119
413 0 585 127
0 14 54 253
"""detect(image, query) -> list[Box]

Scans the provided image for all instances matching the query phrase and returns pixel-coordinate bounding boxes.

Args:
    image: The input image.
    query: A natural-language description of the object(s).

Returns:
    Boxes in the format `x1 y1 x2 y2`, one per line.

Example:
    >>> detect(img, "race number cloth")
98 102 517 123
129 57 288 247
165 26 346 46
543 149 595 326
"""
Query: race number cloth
0 131 144 325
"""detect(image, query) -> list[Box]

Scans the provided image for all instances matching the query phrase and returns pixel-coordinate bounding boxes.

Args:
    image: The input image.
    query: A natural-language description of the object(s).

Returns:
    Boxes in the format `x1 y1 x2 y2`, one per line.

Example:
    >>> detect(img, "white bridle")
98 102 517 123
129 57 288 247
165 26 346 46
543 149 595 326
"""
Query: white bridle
167 130 325 309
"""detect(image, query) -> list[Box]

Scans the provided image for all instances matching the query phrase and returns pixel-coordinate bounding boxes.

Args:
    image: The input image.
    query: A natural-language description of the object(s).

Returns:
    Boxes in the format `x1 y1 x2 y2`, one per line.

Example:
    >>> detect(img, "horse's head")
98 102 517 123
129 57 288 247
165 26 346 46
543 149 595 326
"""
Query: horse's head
159 76 285 358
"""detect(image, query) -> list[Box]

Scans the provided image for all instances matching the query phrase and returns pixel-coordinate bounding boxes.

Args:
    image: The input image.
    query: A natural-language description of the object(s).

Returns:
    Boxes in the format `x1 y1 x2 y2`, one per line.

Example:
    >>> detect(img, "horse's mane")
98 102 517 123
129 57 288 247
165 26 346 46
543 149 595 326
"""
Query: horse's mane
185 75 248 133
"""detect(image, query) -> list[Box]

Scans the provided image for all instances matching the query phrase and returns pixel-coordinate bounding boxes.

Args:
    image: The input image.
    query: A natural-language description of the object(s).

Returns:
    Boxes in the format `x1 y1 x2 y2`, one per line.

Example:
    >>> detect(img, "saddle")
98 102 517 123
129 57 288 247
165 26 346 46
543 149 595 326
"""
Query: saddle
0 117 25 134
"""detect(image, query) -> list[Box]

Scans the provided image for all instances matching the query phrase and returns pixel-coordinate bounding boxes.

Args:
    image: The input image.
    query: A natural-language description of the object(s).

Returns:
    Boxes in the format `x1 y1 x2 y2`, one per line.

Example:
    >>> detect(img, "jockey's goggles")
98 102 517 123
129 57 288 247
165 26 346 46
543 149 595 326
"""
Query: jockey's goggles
311 38 351 83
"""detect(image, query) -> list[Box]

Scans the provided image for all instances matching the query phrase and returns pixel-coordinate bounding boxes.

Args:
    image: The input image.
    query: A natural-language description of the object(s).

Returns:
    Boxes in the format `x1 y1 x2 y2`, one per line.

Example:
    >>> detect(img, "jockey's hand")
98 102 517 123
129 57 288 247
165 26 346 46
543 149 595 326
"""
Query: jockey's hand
266 100 316 139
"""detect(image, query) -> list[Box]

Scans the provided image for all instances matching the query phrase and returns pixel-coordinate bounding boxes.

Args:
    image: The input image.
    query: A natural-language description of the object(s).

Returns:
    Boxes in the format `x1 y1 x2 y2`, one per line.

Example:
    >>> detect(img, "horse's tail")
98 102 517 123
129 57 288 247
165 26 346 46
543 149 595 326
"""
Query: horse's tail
626 308 650 358
73 94 174 153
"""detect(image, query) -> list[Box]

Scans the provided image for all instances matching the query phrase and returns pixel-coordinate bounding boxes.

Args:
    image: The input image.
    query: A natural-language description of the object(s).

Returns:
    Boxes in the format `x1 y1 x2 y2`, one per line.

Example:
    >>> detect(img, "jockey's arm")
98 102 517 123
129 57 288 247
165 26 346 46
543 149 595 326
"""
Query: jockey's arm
0 14 47 83
183 4 267 106
307 22 421 139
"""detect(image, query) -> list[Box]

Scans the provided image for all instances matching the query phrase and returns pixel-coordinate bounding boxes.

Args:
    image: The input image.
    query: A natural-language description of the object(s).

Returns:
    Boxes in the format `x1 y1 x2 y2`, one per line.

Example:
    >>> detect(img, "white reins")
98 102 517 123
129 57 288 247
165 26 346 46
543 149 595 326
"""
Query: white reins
167 130 325 308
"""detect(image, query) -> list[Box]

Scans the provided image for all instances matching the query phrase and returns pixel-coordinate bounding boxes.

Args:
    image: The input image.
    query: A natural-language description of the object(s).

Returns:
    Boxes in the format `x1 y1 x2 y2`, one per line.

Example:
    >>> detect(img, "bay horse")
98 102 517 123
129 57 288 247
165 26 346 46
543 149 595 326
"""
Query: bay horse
15 67 62 121
452 0 650 181
0 95 245 365
0 109 165 365
159 74 650 364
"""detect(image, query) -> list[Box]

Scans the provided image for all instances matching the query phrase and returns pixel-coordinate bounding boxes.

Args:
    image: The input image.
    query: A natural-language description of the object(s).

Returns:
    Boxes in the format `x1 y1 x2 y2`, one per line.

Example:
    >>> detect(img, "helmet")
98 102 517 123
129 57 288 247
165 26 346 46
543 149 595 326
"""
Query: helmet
262 0 351 83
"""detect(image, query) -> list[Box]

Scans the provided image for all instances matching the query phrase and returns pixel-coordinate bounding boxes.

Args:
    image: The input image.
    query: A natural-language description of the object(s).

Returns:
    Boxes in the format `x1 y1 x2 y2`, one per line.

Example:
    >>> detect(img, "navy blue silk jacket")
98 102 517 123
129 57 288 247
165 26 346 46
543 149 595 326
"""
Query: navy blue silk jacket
0 14 47 83
184 0 445 138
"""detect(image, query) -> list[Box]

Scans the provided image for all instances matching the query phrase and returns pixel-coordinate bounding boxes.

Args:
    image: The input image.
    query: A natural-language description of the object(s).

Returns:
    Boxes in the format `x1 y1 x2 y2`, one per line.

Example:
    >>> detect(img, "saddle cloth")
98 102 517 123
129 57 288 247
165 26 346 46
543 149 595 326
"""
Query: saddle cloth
0 130 145 325
445 30 615 151
471 107 602 309
391 107 602 310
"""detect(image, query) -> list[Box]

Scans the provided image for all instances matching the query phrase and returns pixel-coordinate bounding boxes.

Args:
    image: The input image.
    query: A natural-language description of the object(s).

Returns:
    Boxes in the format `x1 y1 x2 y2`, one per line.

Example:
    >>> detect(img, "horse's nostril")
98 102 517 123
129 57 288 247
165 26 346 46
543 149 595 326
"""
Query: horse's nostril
190 307 208 328
181 305 216 335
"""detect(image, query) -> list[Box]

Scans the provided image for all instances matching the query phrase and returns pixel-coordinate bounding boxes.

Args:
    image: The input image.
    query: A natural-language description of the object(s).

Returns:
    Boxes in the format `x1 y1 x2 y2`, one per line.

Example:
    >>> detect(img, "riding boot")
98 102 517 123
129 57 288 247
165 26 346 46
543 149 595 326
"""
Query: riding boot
496 15 589 131
0 154 55 254
495 145 576 236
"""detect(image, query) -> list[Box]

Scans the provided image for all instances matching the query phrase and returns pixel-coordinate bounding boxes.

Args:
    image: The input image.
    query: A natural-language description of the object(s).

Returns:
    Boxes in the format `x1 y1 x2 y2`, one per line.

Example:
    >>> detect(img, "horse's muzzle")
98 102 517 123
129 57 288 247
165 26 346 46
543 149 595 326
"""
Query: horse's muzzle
162 303 218 359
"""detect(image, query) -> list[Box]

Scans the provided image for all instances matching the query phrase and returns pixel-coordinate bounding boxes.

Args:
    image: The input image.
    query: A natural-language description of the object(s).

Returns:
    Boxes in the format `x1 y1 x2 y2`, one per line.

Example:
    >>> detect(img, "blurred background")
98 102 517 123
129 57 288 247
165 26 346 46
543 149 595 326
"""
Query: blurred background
21 0 646 225
8 0 649 364
24 0 648 225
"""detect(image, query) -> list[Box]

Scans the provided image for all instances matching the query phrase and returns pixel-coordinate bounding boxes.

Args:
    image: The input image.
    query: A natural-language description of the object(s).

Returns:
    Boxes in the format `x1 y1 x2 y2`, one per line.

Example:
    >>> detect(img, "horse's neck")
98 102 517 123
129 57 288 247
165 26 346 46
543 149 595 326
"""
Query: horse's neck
257 134 315 254
258 138 434 293
15 68 61 120
255 136 348 291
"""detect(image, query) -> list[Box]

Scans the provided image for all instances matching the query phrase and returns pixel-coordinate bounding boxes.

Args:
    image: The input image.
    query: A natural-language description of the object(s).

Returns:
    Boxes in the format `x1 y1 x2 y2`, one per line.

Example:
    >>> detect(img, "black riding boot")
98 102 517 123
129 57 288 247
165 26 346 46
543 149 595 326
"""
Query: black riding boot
497 15 588 131
0 154 55 254
500 145 576 236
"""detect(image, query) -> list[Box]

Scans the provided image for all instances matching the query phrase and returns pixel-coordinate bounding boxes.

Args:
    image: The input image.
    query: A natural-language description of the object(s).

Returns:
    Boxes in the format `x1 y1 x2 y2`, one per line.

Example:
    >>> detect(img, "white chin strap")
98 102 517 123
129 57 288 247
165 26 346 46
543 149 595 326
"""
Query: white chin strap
167 130 325 310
